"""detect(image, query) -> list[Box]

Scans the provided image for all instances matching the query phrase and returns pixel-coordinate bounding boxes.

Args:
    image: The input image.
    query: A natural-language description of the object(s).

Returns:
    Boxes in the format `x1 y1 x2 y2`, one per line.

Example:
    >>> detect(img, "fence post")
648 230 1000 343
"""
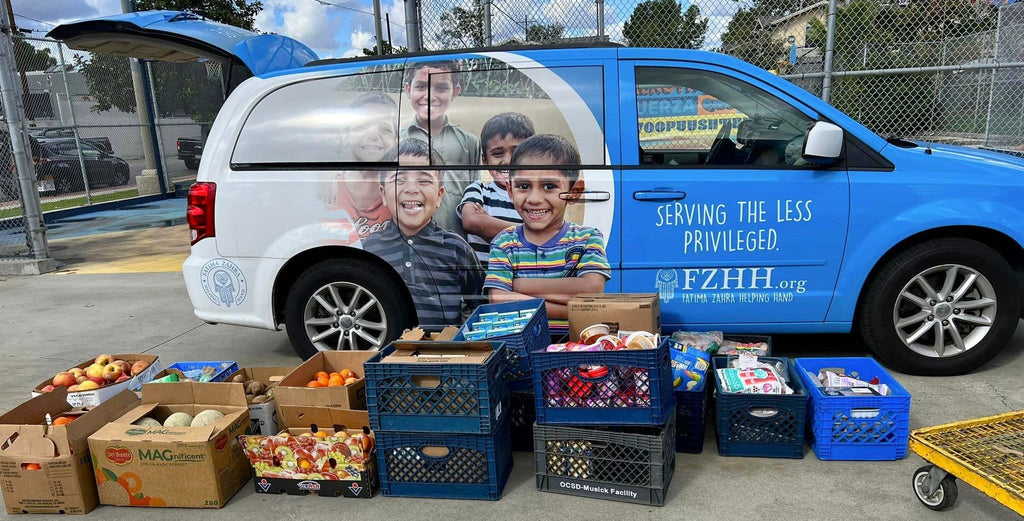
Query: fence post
0 1 52 271
405 0 421 51
55 42 91 205
484 0 492 47
984 6 1003 147
122 0 162 195
372 0 385 54
821 0 838 103
596 0 605 40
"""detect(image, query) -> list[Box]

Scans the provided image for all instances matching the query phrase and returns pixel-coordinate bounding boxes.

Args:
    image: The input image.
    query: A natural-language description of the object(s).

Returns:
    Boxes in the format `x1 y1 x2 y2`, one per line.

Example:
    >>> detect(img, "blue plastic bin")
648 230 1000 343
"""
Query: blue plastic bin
454 299 548 392
531 338 675 426
674 376 709 453
794 357 911 461
363 341 508 434
713 356 807 458
376 418 512 500
166 361 239 383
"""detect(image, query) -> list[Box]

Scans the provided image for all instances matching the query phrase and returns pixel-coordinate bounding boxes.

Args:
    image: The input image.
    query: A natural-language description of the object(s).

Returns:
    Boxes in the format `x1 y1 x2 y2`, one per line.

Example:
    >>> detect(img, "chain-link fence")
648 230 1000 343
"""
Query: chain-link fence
418 0 1024 151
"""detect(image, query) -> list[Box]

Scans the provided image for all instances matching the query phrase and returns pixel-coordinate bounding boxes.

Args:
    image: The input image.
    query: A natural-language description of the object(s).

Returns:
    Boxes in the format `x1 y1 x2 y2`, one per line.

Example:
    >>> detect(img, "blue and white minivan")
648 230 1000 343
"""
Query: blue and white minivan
51 11 1024 375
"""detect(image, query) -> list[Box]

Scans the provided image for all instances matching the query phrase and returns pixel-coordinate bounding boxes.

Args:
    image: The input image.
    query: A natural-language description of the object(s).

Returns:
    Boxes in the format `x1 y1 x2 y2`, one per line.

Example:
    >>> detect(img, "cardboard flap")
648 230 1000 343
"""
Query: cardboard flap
276 406 370 431
0 388 71 426
64 390 139 442
385 341 494 364
226 366 296 386
142 381 246 407
98 422 217 442
571 293 657 302
1 426 59 457
400 326 459 341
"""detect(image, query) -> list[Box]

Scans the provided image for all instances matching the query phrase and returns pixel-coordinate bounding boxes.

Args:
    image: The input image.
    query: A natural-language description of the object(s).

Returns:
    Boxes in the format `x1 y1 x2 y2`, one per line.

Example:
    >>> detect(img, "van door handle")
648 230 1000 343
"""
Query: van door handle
633 190 686 201
562 190 610 202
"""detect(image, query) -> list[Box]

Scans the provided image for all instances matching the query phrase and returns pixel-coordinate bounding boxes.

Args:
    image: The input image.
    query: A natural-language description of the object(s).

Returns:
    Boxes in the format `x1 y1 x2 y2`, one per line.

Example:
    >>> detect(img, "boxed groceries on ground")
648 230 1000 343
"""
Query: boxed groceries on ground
567 293 660 340
274 352 373 410
224 366 296 435
31 354 161 407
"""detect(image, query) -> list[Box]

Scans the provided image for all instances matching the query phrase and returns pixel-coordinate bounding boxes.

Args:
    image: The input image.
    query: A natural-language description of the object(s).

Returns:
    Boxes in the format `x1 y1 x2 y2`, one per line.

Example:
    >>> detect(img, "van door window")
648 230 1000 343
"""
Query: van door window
635 67 817 168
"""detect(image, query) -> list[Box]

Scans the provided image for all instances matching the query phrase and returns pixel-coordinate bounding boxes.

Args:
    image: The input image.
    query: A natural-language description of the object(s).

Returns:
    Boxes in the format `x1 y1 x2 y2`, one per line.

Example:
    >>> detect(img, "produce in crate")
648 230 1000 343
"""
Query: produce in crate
240 430 375 481
229 374 277 404
44 355 148 392
303 369 360 388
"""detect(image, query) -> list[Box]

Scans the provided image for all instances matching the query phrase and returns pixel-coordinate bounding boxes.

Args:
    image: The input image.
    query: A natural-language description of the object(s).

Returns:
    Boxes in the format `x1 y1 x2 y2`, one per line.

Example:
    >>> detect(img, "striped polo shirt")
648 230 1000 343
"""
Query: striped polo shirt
362 220 484 327
483 222 611 290
458 181 523 263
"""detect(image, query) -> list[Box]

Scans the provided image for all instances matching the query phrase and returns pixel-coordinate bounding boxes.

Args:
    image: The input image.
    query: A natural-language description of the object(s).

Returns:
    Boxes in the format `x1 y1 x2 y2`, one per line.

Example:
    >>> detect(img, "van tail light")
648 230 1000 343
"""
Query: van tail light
187 182 216 245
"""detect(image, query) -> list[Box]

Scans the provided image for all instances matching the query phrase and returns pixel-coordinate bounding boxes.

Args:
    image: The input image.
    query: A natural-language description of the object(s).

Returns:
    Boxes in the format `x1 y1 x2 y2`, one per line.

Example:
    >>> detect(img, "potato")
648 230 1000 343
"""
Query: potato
246 381 266 396
231 374 247 384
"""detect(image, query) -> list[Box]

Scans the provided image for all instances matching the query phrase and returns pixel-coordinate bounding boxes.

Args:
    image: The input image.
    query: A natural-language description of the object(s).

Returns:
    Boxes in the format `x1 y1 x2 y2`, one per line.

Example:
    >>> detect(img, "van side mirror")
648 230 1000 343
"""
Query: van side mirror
802 121 844 165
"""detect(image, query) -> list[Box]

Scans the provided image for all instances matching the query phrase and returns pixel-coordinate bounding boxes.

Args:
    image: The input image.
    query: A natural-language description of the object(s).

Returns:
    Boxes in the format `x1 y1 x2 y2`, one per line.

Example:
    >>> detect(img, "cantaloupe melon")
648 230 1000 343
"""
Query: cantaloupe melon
133 417 161 427
191 409 224 427
163 412 194 427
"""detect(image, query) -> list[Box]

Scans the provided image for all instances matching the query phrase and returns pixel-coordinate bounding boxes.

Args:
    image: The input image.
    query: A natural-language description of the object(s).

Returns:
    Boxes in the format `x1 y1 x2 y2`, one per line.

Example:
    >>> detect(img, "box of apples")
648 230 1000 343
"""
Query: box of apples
33 353 162 407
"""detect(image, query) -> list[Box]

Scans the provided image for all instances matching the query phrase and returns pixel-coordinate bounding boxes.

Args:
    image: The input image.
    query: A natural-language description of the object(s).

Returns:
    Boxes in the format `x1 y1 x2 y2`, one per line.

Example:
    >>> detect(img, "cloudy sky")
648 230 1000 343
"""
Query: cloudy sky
13 0 741 58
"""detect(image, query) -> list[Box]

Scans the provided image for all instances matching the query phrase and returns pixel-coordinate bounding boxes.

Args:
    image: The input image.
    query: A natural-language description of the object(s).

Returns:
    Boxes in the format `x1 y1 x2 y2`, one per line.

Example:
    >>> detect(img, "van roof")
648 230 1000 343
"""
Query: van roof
304 42 625 68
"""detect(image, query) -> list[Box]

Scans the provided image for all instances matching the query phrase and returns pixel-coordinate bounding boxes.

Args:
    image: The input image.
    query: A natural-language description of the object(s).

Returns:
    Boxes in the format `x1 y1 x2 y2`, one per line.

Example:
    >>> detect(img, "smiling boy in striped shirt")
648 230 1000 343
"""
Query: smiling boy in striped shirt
483 134 610 322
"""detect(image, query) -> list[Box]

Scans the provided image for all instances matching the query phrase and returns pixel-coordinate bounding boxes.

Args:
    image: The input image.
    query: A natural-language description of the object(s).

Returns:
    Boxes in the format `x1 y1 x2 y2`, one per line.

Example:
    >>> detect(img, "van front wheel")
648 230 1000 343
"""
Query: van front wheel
285 259 412 359
859 238 1018 375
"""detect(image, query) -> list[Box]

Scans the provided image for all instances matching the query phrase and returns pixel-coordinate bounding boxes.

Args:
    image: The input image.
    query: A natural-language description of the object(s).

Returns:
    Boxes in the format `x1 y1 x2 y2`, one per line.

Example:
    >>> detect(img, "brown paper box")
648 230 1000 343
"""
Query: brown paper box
274 352 375 410
31 354 162 407
568 293 661 340
222 366 295 435
399 326 459 341
0 389 139 515
384 341 495 364
86 382 251 509
275 406 371 432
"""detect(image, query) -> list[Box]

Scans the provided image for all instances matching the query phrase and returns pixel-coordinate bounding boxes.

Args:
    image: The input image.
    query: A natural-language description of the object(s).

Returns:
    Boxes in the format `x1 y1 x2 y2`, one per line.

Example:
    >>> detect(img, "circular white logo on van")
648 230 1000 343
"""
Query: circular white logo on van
201 258 247 308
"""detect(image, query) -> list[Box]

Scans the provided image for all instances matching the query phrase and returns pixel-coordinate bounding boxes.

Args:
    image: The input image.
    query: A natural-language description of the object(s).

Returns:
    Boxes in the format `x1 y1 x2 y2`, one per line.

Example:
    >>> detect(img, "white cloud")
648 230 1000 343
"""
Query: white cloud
256 0 345 54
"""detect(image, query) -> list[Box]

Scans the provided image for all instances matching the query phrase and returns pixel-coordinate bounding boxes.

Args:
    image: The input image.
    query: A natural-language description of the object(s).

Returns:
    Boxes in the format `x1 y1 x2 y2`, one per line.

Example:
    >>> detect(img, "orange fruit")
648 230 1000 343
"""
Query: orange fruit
314 431 328 438
327 375 344 387
329 372 341 379
317 376 329 387
314 371 329 381
305 381 323 388
340 369 356 379
344 377 359 386
22 463 41 470
52 416 76 426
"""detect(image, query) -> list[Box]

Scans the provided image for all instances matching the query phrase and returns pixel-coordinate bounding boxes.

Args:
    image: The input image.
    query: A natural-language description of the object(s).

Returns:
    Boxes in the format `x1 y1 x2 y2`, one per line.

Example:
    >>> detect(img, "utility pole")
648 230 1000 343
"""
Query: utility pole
385 13 393 50
4 0 32 123
121 0 162 195
404 0 420 51
372 0 384 55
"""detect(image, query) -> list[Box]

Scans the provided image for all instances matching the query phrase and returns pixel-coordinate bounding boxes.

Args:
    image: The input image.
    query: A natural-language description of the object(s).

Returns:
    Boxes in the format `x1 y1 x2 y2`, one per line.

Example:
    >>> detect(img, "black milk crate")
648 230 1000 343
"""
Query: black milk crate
713 356 808 459
364 341 508 434
376 418 512 500
454 299 548 392
534 412 675 506
674 376 709 453
509 391 536 452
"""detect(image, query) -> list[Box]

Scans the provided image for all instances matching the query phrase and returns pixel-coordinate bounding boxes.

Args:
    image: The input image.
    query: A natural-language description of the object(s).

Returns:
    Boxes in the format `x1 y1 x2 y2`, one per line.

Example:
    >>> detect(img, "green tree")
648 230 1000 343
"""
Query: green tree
623 0 708 49
362 42 409 56
435 0 485 48
526 22 565 43
75 0 262 124
719 7 783 70
14 32 56 72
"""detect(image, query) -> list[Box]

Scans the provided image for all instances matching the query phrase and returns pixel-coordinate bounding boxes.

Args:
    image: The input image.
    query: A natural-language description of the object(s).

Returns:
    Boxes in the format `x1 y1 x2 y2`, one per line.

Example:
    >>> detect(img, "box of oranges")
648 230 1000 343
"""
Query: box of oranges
275 352 375 411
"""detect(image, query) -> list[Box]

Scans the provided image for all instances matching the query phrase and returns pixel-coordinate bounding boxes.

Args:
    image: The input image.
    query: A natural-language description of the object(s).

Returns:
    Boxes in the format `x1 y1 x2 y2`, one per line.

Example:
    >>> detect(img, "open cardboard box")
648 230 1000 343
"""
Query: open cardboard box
399 326 459 341
275 352 375 410
223 366 295 435
240 407 376 498
86 382 251 508
383 341 496 364
31 354 162 407
0 389 139 514
568 293 661 340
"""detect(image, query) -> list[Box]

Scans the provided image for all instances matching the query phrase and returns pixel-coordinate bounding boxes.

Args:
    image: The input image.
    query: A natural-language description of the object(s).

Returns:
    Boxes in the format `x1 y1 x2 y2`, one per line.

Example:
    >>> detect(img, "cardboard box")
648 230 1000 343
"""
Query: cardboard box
86 382 251 508
0 389 139 515
275 352 375 410
241 408 376 498
399 326 459 341
383 341 496 365
276 406 371 432
32 354 162 407
568 293 661 340
223 366 296 435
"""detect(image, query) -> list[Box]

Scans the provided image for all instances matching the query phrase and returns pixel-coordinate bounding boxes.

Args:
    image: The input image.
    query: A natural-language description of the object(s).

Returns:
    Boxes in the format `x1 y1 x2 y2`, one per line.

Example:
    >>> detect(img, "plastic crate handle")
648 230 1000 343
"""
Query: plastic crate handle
419 446 451 459
850 408 880 419
748 406 779 418
411 375 442 389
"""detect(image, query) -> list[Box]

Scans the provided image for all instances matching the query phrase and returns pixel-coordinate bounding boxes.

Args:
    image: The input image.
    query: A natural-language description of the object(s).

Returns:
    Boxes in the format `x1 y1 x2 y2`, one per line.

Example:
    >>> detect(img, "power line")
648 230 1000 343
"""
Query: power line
312 0 406 32
14 13 55 27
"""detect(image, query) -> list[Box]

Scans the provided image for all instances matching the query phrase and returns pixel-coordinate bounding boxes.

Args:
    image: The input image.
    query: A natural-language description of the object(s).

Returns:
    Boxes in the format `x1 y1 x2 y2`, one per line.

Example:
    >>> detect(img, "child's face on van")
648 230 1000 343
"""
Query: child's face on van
347 107 397 162
344 170 383 212
406 67 460 127
483 133 527 188
380 154 444 236
508 155 577 240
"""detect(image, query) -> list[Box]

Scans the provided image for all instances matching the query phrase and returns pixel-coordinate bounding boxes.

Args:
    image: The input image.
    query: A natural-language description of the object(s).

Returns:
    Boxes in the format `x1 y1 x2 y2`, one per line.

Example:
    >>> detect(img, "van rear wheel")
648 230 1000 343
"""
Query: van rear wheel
285 258 412 359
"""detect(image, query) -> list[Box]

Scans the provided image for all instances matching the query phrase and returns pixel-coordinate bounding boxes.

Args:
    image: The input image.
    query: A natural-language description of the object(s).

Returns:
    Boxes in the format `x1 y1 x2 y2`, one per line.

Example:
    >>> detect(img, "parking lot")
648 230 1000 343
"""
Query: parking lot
0 201 1022 520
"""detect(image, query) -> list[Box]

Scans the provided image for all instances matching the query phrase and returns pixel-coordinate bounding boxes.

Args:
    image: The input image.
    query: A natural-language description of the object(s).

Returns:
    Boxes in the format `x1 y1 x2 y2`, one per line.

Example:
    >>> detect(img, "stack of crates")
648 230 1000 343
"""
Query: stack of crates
363 340 512 500
454 299 549 451
530 337 677 506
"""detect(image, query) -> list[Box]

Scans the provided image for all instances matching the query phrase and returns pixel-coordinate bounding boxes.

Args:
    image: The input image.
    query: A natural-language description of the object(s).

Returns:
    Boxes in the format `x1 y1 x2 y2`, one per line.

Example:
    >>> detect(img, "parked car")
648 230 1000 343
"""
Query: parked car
50 12 1024 376
35 139 131 194
176 136 203 170
27 127 113 154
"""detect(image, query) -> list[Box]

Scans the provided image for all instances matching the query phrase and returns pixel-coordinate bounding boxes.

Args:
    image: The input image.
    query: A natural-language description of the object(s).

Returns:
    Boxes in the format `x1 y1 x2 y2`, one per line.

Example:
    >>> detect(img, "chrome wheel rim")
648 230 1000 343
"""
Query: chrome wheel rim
914 471 943 507
893 264 996 358
303 282 387 351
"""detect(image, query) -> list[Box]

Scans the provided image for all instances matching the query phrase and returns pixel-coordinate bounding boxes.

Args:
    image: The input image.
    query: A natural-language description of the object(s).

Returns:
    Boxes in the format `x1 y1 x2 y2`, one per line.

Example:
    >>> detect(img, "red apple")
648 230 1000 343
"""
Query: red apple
113 360 131 375
67 384 80 392
76 376 89 384
102 363 123 382
94 354 115 366
114 374 131 384
52 372 76 388
130 360 149 376
41 384 55 393
85 364 104 379
88 376 106 387
68 368 84 379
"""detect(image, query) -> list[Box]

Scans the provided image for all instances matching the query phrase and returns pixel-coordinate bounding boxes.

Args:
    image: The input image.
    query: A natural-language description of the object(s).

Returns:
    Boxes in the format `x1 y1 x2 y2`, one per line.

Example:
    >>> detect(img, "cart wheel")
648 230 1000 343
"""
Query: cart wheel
913 465 958 511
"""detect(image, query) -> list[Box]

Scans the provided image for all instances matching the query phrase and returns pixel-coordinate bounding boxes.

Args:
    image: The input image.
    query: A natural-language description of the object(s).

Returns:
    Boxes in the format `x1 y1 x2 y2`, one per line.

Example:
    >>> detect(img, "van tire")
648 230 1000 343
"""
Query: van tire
284 258 413 359
859 238 1018 375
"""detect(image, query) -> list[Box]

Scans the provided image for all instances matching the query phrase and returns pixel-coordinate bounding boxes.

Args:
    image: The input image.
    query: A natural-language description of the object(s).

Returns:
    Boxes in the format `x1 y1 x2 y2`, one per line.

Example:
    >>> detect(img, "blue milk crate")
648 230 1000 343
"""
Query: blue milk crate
376 418 512 500
363 341 508 434
454 299 548 392
531 338 675 426
713 356 807 458
794 357 911 461
674 376 709 454
166 361 239 382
